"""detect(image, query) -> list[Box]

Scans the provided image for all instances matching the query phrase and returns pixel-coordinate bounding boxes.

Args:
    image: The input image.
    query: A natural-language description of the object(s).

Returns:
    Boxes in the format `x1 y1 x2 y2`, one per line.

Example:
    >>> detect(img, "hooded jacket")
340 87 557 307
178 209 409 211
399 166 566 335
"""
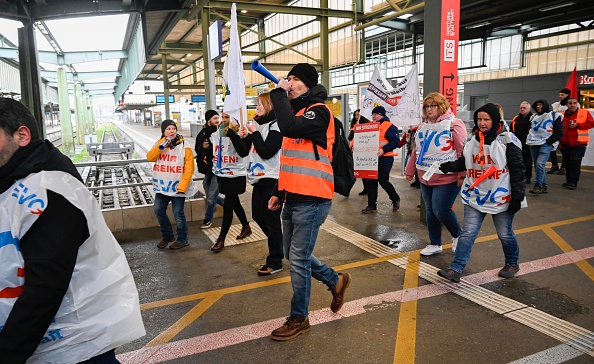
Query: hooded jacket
527 99 564 146
0 140 144 362
270 84 332 202
440 105 526 205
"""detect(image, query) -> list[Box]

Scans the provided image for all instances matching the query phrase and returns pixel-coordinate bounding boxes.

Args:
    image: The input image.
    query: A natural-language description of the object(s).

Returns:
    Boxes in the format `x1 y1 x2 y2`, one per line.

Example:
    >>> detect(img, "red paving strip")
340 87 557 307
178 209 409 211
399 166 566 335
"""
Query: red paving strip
117 247 594 363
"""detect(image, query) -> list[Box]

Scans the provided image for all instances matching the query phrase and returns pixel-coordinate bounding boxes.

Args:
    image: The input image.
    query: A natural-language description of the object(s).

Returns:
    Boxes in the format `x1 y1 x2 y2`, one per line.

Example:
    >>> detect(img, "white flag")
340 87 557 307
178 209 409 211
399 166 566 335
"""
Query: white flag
361 64 422 128
222 3 246 125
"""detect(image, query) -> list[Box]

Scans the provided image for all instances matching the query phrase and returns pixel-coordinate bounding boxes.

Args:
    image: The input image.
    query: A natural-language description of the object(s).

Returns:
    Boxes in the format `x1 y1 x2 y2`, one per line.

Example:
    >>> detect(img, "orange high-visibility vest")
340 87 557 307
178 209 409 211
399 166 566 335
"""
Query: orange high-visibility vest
378 120 397 157
575 109 590 143
278 103 335 199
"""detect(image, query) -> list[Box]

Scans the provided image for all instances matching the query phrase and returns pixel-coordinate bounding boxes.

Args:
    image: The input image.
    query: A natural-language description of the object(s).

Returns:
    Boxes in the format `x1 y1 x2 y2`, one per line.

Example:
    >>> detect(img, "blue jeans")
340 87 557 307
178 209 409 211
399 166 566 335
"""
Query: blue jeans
203 173 224 221
420 182 461 246
450 204 519 273
154 193 188 243
530 143 553 187
282 201 338 317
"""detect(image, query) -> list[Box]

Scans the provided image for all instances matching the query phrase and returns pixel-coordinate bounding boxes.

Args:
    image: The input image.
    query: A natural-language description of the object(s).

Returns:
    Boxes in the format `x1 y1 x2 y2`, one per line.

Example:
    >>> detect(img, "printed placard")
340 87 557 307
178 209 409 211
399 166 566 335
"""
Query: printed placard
353 122 380 179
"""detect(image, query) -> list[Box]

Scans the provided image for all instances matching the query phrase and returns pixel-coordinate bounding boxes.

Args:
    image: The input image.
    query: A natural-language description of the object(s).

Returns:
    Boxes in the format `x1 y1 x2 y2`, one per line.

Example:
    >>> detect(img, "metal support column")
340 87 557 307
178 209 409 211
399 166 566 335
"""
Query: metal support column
320 0 330 89
18 25 45 137
73 82 85 145
161 52 171 120
202 8 216 111
57 67 75 156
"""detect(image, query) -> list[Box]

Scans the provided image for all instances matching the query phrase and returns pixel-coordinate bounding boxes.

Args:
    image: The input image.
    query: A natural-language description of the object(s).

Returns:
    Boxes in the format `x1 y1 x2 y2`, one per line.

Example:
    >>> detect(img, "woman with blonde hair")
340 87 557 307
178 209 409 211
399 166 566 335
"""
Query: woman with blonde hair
405 92 467 256
240 92 284 275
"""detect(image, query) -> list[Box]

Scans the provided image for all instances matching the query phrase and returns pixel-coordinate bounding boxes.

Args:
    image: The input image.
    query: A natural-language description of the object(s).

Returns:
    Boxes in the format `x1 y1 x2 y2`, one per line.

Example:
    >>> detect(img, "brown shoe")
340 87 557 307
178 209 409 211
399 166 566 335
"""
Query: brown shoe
330 272 352 313
211 237 225 253
236 224 252 240
169 241 189 250
157 239 173 249
270 316 310 341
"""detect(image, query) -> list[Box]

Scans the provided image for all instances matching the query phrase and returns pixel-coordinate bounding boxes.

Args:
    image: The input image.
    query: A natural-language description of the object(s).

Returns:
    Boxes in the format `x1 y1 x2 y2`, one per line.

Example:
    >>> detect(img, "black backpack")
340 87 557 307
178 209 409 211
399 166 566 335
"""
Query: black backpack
311 106 355 198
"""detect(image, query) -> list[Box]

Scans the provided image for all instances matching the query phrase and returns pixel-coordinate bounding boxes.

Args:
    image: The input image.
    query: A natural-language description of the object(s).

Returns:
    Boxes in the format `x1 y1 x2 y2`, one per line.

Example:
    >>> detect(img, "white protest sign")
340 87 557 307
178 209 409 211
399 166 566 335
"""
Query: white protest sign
353 122 380 179
361 64 422 128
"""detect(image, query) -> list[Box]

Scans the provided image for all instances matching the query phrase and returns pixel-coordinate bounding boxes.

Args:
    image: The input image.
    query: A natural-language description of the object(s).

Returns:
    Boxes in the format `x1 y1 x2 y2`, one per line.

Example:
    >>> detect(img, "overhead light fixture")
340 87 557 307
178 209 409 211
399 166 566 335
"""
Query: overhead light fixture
397 14 413 20
539 1 576 12
225 21 231 27
170 66 174 70
465 21 491 29
240 9 247 14
185 53 192 57
180 58 185 61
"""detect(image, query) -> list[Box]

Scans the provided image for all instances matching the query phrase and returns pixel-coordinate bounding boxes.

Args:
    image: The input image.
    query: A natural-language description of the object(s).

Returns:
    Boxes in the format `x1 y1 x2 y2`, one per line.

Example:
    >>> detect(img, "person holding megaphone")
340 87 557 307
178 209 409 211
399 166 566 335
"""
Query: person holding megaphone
147 119 196 250
436 103 526 283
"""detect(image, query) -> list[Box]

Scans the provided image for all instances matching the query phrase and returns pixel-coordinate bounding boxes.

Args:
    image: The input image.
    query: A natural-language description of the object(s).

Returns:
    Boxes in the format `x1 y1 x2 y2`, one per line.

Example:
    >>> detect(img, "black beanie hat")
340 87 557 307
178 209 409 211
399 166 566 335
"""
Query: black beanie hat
559 88 571 95
288 63 319 89
161 119 177 136
204 110 219 124
473 103 502 131
372 106 386 116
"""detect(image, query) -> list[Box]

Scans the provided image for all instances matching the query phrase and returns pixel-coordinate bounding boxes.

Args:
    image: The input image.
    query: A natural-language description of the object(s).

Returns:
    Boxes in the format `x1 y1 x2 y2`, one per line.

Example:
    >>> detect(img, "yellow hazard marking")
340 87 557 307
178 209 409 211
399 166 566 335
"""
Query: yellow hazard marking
393 253 420 364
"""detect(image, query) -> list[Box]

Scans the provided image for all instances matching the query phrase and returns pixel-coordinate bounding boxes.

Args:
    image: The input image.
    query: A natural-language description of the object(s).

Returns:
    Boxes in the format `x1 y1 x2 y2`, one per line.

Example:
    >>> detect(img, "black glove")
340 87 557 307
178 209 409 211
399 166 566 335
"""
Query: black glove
171 134 184 146
508 199 522 215
439 162 454 174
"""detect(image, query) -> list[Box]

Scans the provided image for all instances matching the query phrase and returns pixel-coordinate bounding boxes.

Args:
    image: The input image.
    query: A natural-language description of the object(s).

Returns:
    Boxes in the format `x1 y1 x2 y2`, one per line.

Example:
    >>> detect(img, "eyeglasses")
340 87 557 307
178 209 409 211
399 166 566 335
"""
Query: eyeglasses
424 104 438 110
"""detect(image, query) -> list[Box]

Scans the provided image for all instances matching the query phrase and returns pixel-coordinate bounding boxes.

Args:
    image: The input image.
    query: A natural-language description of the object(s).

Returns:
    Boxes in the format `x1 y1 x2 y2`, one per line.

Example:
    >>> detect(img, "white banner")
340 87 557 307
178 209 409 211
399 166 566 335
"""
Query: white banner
222 3 247 125
361 64 422 128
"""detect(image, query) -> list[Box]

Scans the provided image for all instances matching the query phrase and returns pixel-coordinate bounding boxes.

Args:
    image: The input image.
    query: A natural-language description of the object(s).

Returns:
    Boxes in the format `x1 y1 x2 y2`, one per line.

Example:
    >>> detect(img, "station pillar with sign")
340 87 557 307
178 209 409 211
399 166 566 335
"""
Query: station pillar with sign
421 0 460 222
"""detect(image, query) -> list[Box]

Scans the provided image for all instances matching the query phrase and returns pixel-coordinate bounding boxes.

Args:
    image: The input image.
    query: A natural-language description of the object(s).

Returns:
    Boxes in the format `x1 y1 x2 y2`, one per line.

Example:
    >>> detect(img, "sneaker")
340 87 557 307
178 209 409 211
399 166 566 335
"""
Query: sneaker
258 264 283 276
498 264 520 278
330 272 352 313
546 166 559 174
169 241 189 250
361 206 378 214
542 184 548 194
358 190 367 195
420 244 443 256
157 239 173 249
201 219 212 229
437 268 461 283
556 168 566 175
451 236 459 253
529 185 542 194
392 200 400 212
271 316 310 341
566 183 577 190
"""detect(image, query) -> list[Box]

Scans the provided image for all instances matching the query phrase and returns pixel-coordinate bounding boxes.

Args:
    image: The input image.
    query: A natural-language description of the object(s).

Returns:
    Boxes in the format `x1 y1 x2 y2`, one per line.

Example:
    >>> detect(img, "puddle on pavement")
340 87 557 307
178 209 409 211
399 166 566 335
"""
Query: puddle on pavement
363 224 425 253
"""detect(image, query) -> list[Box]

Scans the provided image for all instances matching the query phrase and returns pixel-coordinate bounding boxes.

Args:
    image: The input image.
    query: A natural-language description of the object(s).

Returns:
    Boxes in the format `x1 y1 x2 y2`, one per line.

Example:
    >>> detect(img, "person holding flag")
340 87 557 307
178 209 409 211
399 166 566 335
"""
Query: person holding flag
436 103 526 282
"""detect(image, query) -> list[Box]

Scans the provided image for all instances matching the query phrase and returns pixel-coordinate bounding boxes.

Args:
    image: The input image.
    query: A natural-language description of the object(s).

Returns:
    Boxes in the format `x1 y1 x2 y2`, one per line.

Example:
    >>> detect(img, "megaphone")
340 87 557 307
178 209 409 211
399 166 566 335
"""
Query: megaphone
251 61 279 84
158 138 171 150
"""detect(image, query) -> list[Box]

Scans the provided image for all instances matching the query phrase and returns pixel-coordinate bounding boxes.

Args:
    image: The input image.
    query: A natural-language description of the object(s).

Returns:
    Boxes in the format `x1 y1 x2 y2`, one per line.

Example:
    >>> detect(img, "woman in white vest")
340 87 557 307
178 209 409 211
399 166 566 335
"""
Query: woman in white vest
240 92 283 276
148 119 196 250
436 103 527 282
405 92 467 256
209 112 251 252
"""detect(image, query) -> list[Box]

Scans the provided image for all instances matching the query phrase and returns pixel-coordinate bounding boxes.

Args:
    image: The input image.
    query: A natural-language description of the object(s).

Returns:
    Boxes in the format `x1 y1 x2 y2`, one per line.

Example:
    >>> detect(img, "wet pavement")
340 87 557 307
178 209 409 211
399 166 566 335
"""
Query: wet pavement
110 120 594 364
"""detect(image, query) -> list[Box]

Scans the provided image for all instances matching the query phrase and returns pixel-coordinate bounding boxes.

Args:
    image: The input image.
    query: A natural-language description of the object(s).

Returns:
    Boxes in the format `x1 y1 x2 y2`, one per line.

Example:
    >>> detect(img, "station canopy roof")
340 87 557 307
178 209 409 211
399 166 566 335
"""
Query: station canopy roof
0 0 592 102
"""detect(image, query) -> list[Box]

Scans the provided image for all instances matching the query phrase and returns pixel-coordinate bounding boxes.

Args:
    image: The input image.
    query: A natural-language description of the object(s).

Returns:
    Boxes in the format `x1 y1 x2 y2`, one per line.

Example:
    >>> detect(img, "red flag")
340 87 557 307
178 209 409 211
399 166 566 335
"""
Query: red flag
565 67 578 98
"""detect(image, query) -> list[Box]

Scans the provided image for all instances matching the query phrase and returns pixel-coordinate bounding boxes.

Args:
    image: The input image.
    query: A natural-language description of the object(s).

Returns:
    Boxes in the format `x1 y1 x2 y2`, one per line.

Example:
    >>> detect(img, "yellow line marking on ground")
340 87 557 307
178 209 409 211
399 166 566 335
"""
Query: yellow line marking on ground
542 226 594 282
144 294 224 347
393 253 420 364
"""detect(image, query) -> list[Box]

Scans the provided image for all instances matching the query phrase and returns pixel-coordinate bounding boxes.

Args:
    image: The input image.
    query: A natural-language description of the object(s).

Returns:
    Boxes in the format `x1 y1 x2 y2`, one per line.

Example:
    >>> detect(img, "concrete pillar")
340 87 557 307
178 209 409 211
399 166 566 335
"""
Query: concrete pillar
73 82 85 145
18 25 45 138
57 67 75 156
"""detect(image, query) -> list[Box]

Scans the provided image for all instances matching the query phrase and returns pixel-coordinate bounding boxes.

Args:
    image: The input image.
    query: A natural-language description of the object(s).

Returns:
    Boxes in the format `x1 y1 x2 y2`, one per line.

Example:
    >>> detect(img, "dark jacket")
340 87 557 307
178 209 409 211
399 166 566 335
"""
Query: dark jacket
510 112 533 145
0 140 90 362
242 111 282 188
270 84 331 202
378 117 400 164
194 124 217 175
443 123 526 203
